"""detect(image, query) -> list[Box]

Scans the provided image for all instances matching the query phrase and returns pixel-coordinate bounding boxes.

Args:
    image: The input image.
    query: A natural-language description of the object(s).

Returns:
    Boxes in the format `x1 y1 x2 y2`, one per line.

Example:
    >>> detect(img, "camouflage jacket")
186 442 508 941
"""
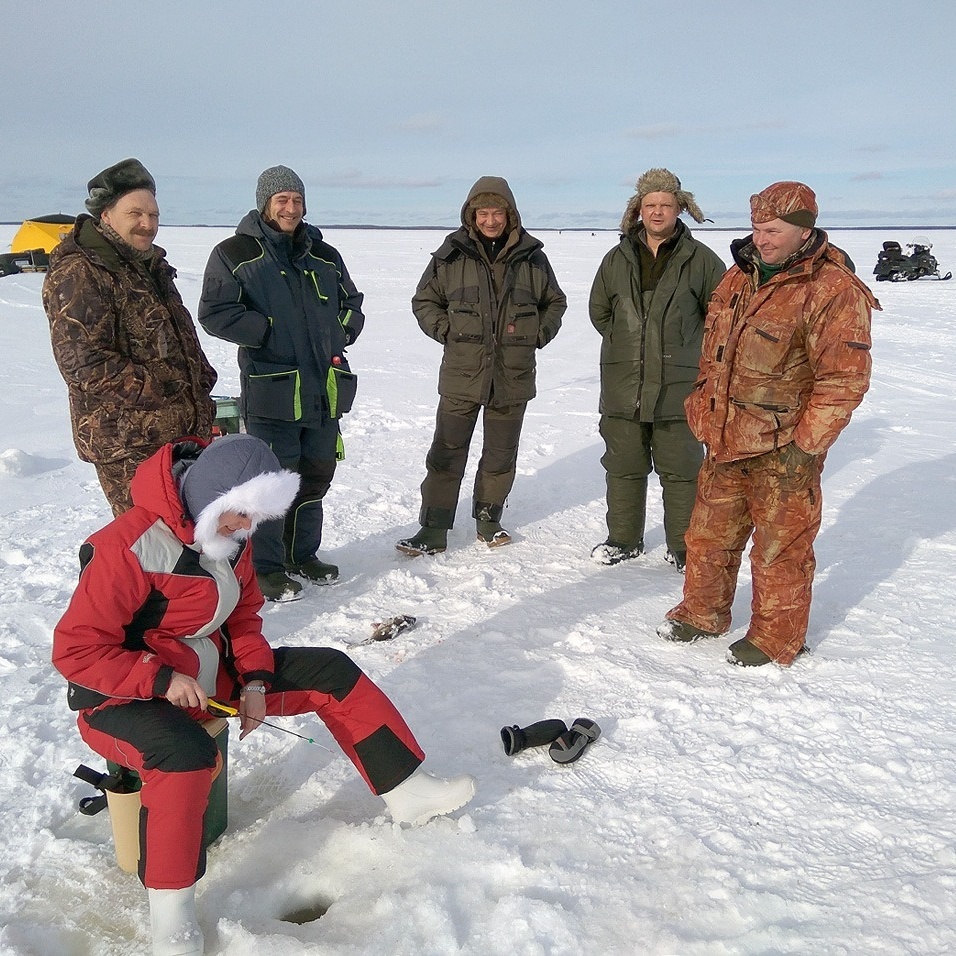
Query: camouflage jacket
43 216 217 464
686 230 880 462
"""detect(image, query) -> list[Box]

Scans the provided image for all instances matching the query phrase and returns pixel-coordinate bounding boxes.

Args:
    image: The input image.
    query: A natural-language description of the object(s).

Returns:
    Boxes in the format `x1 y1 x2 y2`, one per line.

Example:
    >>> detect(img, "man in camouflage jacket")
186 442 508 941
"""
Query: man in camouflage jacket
43 158 217 515
396 176 566 556
658 182 880 666
589 168 725 571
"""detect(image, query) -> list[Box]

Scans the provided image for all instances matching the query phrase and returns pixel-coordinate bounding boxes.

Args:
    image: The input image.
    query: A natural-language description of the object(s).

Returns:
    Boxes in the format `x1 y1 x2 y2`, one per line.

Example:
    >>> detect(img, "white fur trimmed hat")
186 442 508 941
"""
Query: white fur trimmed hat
179 434 300 559
620 167 706 233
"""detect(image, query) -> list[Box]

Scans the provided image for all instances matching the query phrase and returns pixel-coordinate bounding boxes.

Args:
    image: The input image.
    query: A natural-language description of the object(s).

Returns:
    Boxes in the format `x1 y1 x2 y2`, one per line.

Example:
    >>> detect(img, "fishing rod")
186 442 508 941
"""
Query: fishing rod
208 700 332 751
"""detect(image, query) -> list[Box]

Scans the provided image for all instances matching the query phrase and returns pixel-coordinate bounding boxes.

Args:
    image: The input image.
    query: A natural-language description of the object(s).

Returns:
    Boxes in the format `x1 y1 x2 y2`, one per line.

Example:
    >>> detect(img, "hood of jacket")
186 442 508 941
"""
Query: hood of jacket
129 438 209 543
729 228 880 310
459 176 523 235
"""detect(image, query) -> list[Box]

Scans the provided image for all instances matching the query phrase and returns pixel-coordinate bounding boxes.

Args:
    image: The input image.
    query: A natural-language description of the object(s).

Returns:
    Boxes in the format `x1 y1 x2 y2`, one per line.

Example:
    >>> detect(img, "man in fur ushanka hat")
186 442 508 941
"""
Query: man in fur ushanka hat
53 434 475 956
44 158 218 516
589 168 726 572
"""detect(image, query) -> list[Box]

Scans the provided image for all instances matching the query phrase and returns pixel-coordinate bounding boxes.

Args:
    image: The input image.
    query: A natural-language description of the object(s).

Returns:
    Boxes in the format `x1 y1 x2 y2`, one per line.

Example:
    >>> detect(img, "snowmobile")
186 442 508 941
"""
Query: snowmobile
873 238 951 281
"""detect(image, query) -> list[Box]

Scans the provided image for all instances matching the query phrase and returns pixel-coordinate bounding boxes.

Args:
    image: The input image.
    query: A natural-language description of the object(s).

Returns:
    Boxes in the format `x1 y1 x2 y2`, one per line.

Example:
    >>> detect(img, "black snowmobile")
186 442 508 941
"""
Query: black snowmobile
873 239 951 281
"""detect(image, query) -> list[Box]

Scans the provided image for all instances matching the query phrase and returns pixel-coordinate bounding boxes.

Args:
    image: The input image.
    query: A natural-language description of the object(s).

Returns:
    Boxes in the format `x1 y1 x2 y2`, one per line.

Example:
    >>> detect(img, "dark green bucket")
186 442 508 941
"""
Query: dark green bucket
106 718 229 871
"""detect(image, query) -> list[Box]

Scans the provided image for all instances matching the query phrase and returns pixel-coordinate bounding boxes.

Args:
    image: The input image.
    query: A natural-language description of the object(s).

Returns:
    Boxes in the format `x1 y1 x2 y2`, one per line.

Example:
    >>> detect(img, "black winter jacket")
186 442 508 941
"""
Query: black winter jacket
199 212 364 425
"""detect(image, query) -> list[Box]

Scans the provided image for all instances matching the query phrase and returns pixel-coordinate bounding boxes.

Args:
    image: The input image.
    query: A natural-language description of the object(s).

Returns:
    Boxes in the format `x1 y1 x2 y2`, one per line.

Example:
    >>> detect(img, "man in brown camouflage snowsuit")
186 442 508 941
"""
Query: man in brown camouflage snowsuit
43 159 217 515
657 182 880 667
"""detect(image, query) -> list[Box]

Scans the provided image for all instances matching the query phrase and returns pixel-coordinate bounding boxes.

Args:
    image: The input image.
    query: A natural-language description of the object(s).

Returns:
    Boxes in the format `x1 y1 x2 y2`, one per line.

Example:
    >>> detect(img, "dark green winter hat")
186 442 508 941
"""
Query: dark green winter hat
85 158 156 218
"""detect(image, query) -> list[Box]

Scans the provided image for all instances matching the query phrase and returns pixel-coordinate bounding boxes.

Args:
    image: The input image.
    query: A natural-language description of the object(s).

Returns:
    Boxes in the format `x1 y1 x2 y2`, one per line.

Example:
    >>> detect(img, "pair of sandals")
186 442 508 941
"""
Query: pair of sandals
500 717 601 764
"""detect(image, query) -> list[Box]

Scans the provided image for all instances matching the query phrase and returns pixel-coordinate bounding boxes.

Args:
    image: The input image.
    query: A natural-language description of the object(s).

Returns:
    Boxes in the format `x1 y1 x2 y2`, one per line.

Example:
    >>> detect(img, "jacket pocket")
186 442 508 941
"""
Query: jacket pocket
735 320 797 376
245 364 302 421
327 366 358 418
447 286 484 343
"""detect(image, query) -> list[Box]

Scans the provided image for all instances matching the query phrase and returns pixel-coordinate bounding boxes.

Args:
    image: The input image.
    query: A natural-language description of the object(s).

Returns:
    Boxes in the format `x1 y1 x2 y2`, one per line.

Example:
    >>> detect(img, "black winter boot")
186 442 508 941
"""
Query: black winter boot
396 527 448 556
549 718 602 764
500 719 568 756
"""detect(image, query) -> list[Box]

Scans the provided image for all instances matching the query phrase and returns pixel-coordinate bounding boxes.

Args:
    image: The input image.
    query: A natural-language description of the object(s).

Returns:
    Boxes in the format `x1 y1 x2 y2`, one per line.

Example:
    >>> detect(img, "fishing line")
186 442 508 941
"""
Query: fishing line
208 700 332 751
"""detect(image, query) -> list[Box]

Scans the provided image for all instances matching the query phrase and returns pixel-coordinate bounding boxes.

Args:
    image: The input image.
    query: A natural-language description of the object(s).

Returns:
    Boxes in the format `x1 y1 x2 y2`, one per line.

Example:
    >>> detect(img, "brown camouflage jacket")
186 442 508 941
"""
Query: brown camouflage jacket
43 216 217 465
686 230 880 463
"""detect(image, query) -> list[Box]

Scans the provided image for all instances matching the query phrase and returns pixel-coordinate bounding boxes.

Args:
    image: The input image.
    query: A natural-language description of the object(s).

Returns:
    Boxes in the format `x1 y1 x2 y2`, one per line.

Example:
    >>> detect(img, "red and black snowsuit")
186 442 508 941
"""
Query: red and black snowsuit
53 439 423 889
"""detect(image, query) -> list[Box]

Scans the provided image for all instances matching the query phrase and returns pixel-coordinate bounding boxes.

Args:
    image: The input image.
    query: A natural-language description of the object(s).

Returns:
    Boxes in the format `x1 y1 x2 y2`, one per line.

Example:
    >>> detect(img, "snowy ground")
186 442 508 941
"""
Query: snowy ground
1 224 954 956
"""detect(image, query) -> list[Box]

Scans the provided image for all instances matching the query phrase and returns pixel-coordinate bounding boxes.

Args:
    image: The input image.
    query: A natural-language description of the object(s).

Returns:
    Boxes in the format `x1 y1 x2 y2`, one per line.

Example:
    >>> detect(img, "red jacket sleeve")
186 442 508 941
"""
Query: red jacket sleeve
52 535 171 701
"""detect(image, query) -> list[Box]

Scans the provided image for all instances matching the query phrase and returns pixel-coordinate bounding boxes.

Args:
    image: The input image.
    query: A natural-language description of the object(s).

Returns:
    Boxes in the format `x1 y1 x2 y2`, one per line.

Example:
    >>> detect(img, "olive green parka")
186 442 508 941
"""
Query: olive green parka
412 177 566 408
589 220 725 422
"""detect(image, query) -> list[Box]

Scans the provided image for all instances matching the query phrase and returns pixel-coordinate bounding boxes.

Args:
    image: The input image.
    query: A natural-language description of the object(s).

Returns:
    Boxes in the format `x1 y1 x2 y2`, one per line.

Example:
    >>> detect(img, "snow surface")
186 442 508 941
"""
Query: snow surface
1 225 955 956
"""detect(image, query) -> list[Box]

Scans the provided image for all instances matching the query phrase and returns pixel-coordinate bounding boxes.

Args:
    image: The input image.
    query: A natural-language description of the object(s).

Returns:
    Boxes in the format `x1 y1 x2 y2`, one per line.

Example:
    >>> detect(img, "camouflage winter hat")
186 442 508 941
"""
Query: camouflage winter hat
256 165 307 215
85 158 156 217
750 181 817 228
621 168 705 233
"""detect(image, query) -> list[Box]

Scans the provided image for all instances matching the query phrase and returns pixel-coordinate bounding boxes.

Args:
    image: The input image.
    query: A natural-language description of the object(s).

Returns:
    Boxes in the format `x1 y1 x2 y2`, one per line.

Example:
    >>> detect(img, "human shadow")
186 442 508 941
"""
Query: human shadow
812 451 956 644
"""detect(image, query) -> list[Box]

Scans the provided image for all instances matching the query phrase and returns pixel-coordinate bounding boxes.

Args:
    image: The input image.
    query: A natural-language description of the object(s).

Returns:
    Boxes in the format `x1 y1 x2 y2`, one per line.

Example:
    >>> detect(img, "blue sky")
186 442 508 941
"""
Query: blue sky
2 0 954 228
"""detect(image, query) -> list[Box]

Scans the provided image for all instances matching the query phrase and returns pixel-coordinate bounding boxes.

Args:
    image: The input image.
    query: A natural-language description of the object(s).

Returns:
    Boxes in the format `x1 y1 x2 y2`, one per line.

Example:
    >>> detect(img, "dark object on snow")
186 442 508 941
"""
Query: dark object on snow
549 718 602 764
73 762 140 815
368 614 417 643
0 248 50 277
500 719 569 756
873 240 951 282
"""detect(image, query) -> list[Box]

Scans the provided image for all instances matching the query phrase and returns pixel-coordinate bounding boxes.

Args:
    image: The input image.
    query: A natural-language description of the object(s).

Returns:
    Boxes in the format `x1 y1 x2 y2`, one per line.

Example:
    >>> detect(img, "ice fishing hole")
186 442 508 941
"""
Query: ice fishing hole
280 898 332 923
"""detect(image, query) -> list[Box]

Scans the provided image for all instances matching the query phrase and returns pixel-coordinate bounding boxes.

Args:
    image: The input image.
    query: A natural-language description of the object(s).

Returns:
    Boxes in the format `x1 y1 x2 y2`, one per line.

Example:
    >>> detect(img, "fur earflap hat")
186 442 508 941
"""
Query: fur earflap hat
179 434 300 560
256 165 307 215
750 181 817 228
620 168 705 233
85 158 156 218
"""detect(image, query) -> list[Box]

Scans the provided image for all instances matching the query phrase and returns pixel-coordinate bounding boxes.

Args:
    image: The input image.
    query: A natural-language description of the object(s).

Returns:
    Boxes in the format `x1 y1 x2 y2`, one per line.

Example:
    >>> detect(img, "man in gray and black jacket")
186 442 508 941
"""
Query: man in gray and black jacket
199 166 364 601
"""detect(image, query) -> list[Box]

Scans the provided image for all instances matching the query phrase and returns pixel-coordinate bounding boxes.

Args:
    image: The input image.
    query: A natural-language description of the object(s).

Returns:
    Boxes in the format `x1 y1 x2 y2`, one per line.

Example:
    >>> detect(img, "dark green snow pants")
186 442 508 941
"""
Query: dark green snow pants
419 396 527 529
599 415 703 553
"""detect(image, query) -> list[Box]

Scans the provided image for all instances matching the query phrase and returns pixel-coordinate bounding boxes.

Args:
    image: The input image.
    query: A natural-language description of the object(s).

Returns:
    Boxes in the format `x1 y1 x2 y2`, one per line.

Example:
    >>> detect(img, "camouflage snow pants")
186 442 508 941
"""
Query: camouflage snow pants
666 447 823 665
94 456 145 516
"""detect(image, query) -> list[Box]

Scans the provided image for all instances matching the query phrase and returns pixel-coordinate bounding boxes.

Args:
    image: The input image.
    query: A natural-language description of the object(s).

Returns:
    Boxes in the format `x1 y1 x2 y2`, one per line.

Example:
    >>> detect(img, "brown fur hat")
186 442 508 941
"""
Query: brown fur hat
620 167 705 234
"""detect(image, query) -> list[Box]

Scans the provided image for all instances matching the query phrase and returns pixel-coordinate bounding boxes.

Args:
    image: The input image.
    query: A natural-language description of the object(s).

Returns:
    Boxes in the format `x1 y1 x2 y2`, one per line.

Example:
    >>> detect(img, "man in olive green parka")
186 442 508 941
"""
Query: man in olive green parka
589 169 725 570
397 176 566 555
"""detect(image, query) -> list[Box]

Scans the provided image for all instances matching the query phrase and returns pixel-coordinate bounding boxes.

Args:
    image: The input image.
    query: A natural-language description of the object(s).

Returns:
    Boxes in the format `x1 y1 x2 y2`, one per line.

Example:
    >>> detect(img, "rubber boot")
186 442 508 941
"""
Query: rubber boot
148 885 203 956
396 526 448 556
380 767 476 825
500 719 568 756
477 519 512 548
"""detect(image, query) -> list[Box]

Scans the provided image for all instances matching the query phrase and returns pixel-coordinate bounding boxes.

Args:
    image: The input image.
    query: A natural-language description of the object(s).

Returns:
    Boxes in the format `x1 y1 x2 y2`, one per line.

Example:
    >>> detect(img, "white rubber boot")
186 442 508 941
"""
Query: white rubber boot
381 767 476 826
148 885 203 956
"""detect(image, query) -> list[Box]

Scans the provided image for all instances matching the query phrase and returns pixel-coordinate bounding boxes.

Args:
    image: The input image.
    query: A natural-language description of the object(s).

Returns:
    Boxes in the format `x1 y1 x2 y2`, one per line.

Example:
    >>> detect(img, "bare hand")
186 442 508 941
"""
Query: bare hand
238 689 267 740
165 672 208 710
